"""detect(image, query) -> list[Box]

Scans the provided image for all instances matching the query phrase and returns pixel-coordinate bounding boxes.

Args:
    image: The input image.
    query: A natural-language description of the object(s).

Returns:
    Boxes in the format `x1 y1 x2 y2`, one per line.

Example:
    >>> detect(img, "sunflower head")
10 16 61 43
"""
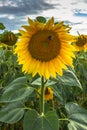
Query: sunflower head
14 16 75 79
37 87 53 101
74 34 87 51
0 31 17 46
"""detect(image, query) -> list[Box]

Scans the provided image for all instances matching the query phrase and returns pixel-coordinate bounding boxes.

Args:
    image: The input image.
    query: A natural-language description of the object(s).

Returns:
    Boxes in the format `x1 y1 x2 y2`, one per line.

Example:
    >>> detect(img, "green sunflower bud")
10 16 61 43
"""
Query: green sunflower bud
0 31 17 46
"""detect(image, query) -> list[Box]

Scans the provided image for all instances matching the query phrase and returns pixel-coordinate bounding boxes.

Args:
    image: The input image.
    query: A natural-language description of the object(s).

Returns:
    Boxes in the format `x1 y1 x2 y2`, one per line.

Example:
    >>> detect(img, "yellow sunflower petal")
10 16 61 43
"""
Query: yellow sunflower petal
44 17 54 30
28 17 34 26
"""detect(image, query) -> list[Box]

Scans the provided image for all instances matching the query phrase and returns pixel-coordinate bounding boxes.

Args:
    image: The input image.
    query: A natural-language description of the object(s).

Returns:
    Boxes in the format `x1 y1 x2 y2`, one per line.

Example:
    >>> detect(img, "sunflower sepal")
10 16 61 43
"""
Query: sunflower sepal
36 16 46 23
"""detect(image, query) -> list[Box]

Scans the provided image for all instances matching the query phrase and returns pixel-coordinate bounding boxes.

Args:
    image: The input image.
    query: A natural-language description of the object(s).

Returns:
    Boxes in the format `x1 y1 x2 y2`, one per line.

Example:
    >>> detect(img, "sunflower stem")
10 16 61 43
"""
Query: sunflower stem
40 76 45 115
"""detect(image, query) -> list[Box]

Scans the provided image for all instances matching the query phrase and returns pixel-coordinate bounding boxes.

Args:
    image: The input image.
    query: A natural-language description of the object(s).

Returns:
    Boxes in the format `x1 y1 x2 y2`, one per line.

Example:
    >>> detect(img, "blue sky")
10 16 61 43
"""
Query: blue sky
0 0 87 35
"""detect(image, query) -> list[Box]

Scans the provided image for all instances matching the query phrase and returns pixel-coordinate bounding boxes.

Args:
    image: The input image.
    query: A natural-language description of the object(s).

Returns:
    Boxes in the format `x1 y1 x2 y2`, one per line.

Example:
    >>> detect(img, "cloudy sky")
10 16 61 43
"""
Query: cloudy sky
0 0 87 35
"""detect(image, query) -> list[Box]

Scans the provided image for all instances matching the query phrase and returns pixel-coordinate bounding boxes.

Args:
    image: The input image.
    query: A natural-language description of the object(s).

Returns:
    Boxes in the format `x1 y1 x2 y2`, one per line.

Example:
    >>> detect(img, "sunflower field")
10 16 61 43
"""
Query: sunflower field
0 16 87 130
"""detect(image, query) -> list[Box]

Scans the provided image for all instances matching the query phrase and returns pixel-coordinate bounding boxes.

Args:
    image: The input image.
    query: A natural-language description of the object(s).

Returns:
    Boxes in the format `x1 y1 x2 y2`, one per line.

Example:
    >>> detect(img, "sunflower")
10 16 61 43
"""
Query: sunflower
0 31 17 46
37 87 53 101
74 34 87 51
15 17 75 79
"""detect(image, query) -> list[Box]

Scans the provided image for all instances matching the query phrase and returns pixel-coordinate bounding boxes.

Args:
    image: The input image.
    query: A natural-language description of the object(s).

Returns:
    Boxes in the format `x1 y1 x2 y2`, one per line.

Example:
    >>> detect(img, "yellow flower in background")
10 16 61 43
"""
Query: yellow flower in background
38 87 53 101
15 17 75 79
74 34 87 51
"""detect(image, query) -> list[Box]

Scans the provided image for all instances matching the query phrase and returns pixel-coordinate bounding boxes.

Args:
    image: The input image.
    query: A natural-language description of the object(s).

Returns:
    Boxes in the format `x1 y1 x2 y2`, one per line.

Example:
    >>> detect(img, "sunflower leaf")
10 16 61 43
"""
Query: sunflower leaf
23 110 59 130
0 102 24 123
56 69 82 89
65 102 87 130
0 76 34 103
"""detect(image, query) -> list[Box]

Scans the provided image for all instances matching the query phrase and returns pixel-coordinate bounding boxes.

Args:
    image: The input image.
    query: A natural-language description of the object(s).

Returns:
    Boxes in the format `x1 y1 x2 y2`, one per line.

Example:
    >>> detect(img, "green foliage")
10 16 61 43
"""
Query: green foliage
0 47 23 87
73 51 87 109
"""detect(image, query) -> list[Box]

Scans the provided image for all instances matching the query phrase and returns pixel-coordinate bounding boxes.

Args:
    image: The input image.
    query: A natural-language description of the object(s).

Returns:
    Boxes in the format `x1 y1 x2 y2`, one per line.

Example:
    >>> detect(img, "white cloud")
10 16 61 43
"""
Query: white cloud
0 0 18 7
8 15 15 19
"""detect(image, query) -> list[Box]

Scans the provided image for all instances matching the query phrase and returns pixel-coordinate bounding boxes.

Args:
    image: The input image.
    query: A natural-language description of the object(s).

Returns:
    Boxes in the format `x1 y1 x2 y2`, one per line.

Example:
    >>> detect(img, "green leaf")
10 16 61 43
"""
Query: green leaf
33 116 53 130
56 70 82 89
50 70 82 104
23 110 59 130
0 102 24 123
36 16 46 23
32 77 56 86
68 122 86 130
52 86 63 103
8 76 28 86
23 109 39 130
31 77 41 86
0 76 34 102
68 123 76 130
45 111 59 130
0 23 5 30
65 102 87 130
45 80 57 86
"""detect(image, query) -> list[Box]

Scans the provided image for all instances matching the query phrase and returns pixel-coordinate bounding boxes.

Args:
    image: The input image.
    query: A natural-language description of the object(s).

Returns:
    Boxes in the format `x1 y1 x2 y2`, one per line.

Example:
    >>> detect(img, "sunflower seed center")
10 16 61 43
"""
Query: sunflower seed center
29 30 61 62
